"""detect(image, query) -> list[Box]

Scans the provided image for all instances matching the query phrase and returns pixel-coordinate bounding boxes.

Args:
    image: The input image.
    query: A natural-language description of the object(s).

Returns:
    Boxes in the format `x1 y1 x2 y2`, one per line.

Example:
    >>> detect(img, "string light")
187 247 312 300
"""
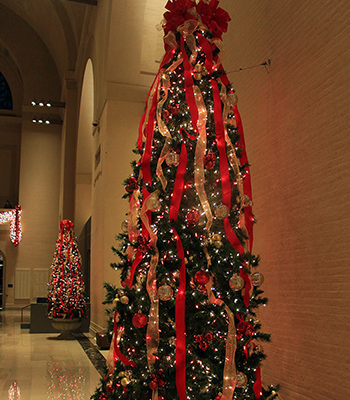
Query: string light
0 206 22 246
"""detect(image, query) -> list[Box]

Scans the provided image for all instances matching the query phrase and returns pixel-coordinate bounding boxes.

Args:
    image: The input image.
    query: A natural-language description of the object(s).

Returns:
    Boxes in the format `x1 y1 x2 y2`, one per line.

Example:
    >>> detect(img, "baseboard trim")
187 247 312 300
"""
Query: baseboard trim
89 320 105 335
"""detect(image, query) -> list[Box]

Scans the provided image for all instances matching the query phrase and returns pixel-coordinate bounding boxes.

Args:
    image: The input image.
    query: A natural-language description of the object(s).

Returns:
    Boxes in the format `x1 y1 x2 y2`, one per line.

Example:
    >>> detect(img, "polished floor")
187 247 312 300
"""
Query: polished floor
0 309 107 400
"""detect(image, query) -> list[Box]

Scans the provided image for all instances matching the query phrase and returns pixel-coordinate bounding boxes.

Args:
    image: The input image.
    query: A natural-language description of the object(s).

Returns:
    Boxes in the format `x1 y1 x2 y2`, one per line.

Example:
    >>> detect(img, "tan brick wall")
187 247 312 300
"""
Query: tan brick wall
221 1 350 398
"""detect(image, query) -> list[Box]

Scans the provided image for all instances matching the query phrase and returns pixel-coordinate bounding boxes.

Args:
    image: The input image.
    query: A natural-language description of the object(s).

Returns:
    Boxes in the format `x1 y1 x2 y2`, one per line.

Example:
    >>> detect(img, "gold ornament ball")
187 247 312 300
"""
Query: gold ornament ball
251 271 264 286
212 233 222 242
236 371 247 387
121 377 130 387
253 343 263 353
214 240 223 249
228 91 238 106
215 204 230 219
169 337 176 345
166 152 180 167
229 274 244 291
118 371 126 378
120 295 129 305
242 194 253 207
112 297 119 308
158 284 173 301
195 72 202 80
195 63 203 72
147 196 161 212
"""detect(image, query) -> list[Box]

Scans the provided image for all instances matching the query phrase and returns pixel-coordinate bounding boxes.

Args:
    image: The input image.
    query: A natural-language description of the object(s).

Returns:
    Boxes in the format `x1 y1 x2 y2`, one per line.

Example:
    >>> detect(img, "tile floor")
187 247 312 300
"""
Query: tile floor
0 309 107 400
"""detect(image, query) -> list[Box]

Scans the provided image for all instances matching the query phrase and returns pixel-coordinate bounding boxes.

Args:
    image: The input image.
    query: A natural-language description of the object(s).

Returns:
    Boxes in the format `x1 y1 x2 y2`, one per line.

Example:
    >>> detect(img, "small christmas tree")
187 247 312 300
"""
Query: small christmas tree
93 1 278 399
47 219 86 320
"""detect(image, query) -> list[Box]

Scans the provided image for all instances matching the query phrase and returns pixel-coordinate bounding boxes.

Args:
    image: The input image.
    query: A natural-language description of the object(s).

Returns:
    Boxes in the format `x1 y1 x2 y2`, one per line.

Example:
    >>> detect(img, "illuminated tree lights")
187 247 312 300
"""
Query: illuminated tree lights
47 219 86 320
92 1 278 399
0 205 22 246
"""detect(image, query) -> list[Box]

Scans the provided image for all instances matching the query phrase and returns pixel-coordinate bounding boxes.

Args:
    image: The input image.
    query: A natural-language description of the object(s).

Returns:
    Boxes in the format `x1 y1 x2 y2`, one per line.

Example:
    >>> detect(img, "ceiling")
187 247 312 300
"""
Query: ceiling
0 0 90 83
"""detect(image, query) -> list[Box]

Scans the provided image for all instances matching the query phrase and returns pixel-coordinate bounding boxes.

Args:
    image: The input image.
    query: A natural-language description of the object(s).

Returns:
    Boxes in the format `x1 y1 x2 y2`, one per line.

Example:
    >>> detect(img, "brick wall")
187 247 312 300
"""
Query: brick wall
221 1 350 398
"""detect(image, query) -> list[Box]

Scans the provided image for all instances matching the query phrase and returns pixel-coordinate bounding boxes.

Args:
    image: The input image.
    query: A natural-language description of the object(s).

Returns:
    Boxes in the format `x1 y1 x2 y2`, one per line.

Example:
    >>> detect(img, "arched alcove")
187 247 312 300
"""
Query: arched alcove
75 59 94 238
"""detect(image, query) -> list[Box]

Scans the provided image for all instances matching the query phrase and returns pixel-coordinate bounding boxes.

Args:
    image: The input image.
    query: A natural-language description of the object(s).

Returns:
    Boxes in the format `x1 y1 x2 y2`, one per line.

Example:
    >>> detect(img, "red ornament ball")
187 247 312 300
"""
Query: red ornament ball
186 209 201 227
106 384 114 394
128 176 138 186
149 380 158 390
204 152 216 170
171 105 179 115
205 332 214 342
195 270 210 285
199 340 209 351
99 394 108 400
132 312 148 328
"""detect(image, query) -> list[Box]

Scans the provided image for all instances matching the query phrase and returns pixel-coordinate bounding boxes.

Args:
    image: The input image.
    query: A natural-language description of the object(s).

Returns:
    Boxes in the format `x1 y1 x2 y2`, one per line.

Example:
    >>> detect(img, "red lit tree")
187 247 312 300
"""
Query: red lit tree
93 1 278 399
47 219 86 320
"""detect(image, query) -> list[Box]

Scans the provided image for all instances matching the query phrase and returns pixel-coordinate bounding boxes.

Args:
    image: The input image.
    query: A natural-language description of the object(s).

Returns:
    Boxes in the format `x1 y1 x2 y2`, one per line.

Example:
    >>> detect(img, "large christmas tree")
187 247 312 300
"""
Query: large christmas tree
47 219 86 320
93 1 278 399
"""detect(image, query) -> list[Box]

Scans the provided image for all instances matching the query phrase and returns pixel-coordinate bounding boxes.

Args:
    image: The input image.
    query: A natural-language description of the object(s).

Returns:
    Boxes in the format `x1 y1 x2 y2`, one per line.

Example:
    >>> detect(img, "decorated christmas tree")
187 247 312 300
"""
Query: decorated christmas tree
47 219 86 320
93 1 278 399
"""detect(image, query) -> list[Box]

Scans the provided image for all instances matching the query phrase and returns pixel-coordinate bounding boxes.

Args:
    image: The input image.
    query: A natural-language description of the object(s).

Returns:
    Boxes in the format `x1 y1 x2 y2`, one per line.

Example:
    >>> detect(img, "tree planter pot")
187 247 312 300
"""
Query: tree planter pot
50 318 82 340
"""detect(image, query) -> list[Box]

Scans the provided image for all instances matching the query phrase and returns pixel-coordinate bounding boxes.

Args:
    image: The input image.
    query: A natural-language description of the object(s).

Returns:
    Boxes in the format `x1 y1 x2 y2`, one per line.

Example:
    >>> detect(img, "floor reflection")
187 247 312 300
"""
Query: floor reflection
47 358 86 399
8 381 21 400
0 310 102 400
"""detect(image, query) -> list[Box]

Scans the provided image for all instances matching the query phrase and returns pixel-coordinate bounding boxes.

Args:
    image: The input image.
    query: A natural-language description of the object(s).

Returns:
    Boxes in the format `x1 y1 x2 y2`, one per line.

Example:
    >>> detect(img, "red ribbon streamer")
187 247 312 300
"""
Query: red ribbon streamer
223 219 244 254
253 366 263 399
236 314 262 398
212 79 252 306
113 312 136 367
142 89 159 185
169 139 187 222
197 33 213 74
128 251 143 289
240 264 251 308
233 105 253 252
172 228 186 400
180 36 198 136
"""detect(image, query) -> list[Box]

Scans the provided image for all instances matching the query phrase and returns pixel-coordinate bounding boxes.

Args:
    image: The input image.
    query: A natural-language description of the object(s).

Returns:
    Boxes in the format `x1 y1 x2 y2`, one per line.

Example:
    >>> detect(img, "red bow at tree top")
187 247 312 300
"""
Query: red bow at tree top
164 0 197 35
196 0 231 38
164 0 231 39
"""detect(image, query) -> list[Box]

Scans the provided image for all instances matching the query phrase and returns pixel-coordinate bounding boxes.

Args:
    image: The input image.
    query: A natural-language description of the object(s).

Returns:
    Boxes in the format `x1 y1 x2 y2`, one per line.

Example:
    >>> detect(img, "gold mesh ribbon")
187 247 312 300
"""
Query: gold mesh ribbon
127 189 140 260
220 83 248 243
140 192 160 400
146 251 160 400
155 58 185 190
205 279 237 399
193 85 212 234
